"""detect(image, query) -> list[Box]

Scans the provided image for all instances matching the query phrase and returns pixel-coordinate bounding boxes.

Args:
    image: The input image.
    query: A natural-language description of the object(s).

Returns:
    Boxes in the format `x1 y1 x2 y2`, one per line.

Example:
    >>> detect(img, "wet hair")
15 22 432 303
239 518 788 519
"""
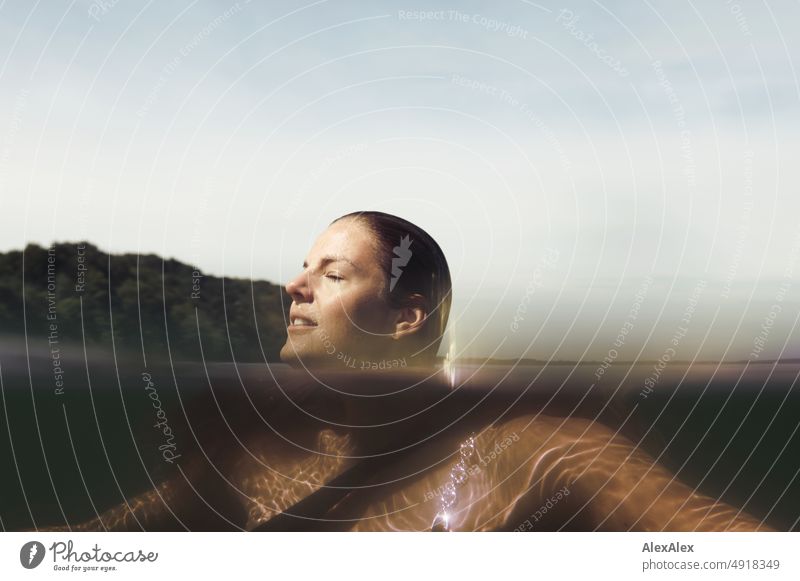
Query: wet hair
331 211 452 361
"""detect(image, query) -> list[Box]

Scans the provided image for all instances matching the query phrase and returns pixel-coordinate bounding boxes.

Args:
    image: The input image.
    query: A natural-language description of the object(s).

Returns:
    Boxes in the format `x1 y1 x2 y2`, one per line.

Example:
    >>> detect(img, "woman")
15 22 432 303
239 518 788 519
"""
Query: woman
278 210 452 371
44 211 770 531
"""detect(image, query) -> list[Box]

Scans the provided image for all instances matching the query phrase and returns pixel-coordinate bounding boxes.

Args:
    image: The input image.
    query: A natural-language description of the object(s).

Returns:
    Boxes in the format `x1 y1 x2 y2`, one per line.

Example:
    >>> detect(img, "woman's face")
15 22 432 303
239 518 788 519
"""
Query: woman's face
280 218 398 368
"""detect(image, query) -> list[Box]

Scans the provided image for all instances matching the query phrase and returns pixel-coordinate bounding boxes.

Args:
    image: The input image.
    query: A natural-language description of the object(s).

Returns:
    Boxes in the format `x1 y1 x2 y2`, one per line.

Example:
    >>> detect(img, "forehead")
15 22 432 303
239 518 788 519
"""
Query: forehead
306 218 379 269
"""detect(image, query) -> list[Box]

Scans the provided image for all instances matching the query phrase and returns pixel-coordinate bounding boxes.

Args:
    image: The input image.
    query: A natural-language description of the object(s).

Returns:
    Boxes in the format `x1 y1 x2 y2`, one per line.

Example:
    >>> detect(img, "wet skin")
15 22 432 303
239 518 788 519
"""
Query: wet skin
42 405 769 532
280 217 426 370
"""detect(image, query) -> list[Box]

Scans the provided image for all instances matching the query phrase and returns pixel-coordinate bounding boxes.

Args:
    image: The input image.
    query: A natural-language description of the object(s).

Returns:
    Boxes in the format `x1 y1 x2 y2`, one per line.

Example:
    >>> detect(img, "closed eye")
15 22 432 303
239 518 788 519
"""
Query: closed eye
325 274 344 282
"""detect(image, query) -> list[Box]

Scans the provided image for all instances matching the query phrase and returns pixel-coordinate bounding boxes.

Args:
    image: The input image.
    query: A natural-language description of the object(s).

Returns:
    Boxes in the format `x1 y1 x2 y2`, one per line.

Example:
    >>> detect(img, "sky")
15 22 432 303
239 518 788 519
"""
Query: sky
1 0 799 361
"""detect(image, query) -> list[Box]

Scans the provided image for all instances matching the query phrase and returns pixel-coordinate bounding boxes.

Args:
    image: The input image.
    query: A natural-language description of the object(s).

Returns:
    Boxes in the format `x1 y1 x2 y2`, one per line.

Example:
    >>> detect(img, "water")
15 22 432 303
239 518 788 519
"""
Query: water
1 342 797 530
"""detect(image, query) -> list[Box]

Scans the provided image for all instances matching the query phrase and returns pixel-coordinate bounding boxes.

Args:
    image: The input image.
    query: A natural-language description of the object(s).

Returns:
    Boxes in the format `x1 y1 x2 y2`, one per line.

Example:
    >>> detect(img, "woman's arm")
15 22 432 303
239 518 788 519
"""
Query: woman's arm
567 423 770 531
501 415 771 531
38 477 193 532
38 454 251 531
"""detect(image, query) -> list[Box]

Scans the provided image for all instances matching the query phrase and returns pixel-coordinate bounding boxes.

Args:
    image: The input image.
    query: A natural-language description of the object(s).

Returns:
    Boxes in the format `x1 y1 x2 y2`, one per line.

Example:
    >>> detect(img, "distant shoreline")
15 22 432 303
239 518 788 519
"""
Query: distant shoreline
448 357 800 366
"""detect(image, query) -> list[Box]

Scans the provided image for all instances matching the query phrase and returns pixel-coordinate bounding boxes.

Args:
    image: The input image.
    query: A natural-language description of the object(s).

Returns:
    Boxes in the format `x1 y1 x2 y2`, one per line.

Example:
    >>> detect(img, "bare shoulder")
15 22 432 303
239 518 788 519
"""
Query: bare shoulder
475 414 631 500
487 413 621 453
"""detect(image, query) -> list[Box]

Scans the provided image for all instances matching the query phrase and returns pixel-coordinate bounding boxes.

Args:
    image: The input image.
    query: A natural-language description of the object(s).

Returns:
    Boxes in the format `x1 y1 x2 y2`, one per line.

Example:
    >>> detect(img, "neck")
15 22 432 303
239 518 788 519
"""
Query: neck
331 365 454 455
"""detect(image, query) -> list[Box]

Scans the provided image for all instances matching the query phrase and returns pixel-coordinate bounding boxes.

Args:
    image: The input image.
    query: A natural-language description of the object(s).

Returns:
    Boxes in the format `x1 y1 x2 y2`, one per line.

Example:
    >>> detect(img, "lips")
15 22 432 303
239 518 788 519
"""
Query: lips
288 309 318 328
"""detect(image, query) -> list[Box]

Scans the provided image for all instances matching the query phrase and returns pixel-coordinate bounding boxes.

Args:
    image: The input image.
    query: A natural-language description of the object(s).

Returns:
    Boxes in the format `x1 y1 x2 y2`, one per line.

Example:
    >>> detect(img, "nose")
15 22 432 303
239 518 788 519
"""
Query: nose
285 270 312 303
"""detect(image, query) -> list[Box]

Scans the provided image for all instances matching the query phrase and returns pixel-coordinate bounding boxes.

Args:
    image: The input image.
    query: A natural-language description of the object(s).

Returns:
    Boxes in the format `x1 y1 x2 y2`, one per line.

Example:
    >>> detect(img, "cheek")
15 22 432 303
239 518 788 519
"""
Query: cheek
325 289 390 333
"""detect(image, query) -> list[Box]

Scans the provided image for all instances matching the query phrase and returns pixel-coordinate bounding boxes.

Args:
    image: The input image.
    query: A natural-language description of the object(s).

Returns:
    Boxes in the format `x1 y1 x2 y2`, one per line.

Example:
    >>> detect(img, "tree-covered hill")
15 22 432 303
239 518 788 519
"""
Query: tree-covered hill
0 242 290 362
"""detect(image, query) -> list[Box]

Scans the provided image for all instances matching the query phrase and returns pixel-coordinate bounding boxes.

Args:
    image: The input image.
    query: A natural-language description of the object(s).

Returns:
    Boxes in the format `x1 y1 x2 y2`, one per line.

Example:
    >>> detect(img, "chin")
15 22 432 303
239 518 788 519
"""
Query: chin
279 344 302 368
279 344 327 369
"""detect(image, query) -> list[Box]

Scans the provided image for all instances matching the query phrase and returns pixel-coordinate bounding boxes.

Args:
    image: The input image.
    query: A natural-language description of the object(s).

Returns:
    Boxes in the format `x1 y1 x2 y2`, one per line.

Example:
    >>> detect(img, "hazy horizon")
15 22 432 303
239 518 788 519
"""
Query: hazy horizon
2 0 799 361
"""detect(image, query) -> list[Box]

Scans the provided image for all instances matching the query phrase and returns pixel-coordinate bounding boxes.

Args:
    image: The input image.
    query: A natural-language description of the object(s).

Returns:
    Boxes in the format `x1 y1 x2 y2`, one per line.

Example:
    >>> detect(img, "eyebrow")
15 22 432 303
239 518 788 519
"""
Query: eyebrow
302 255 361 272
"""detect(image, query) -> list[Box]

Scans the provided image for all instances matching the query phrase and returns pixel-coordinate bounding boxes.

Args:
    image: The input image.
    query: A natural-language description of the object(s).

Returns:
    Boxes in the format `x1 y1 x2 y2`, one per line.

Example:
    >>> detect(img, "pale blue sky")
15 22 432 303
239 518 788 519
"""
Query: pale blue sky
1 0 799 360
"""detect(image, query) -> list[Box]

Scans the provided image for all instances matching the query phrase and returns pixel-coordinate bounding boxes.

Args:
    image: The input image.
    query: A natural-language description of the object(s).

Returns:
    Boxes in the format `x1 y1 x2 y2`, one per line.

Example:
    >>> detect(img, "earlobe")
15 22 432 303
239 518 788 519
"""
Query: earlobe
392 296 427 339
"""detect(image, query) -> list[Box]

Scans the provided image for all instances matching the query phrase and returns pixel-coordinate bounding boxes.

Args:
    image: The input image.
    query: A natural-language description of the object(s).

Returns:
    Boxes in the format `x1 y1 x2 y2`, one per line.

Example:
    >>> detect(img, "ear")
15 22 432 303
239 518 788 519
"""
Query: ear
392 294 427 340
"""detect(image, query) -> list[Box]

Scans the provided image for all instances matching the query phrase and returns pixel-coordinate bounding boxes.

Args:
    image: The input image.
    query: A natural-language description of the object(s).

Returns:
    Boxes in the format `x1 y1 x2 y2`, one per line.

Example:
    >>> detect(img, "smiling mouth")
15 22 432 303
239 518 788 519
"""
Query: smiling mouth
289 317 318 328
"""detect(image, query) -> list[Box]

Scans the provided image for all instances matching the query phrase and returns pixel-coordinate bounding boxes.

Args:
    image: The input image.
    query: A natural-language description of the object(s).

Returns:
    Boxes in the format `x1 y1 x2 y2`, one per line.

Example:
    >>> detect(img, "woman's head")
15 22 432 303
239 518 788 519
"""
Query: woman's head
280 211 452 369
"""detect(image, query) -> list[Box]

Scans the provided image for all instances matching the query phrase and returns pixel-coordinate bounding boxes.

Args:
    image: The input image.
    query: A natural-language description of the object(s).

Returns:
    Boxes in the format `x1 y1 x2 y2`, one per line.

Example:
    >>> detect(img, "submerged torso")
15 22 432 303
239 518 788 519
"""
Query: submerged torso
233 412 771 532
235 415 577 532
